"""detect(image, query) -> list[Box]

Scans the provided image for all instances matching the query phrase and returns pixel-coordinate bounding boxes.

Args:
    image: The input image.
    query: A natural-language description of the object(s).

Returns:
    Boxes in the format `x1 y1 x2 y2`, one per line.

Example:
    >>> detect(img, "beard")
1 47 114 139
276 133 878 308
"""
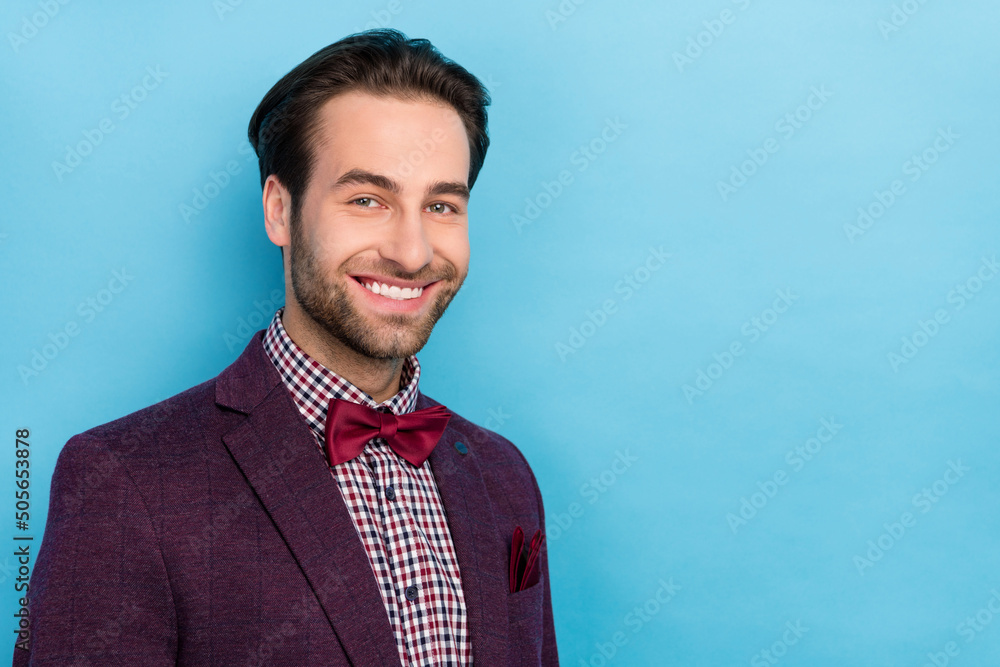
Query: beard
288 210 465 361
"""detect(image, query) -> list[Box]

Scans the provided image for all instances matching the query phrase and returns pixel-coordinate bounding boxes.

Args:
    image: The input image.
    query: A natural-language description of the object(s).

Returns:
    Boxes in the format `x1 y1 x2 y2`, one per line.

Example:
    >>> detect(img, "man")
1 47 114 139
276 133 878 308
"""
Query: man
15 29 557 666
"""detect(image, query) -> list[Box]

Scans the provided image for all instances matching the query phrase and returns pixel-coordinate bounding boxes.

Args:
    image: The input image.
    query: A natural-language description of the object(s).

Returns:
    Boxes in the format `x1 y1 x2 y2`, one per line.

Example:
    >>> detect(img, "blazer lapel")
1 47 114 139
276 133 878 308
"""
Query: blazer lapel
215 331 400 667
421 392 511 664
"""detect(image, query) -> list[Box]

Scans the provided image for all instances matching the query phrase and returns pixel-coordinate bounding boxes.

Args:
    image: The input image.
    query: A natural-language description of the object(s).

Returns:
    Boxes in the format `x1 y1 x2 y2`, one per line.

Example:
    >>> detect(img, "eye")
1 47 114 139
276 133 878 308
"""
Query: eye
350 197 381 208
426 202 459 215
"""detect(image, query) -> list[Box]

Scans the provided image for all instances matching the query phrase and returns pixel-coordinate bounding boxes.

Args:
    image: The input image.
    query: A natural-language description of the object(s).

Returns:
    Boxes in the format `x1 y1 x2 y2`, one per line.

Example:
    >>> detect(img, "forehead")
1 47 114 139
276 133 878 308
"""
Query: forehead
309 89 470 185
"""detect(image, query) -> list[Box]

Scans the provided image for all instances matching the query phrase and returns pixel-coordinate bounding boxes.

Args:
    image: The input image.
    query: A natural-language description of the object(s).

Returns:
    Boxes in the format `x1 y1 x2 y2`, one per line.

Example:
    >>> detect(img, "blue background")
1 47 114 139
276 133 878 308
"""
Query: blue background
2 0 999 664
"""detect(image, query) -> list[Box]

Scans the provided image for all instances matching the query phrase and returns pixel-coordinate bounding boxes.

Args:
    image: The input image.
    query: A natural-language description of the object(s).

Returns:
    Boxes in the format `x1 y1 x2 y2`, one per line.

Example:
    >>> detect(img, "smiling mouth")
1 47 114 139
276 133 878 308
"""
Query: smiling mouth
350 276 434 301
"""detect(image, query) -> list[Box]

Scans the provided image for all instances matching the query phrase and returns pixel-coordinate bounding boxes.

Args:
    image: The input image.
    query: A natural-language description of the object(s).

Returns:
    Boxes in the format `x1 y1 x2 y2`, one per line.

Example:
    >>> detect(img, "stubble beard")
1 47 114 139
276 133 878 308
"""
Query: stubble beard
288 210 465 361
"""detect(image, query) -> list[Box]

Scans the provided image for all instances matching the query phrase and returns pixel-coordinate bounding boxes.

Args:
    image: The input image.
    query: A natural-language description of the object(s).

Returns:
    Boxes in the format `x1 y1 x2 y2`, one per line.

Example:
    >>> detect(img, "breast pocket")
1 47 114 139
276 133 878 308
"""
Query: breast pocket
506 570 545 664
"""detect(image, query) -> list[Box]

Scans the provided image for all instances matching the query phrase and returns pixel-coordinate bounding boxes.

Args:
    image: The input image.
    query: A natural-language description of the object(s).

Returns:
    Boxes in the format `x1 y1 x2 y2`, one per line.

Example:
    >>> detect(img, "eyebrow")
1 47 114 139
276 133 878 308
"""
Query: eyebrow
333 168 470 202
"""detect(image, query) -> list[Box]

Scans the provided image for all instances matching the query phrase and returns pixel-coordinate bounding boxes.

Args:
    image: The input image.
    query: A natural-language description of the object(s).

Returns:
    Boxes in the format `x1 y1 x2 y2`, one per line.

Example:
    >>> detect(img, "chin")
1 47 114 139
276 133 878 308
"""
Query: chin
329 310 434 360
348 333 429 361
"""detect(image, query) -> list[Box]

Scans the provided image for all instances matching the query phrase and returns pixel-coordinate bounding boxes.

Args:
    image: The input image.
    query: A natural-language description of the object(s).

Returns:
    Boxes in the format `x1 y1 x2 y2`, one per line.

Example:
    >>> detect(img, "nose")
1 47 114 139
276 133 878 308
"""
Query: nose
379 205 434 274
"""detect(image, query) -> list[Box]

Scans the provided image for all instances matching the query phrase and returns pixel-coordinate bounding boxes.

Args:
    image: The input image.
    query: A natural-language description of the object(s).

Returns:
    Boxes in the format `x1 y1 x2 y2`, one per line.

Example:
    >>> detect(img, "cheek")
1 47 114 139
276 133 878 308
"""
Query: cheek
304 217 361 268
304 227 335 263
300 195 370 264
438 233 470 274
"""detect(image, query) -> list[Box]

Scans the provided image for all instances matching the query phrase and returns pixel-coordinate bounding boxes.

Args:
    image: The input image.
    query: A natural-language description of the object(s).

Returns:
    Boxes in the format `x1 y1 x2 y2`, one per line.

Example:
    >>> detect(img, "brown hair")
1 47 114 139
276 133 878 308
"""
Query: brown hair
248 29 491 223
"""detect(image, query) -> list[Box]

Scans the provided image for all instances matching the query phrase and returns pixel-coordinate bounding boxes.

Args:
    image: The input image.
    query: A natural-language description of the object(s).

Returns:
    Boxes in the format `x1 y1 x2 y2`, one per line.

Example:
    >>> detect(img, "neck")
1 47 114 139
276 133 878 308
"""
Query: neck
280 301 405 405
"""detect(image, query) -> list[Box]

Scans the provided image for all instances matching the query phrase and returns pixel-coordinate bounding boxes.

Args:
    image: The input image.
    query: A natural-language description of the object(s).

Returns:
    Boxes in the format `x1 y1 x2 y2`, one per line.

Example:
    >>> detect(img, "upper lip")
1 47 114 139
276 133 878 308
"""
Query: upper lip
350 274 437 290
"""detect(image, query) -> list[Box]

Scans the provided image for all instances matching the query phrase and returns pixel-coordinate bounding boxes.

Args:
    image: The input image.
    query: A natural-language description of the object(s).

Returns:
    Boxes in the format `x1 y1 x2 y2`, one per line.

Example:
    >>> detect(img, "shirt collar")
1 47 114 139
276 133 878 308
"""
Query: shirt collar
262 306 421 442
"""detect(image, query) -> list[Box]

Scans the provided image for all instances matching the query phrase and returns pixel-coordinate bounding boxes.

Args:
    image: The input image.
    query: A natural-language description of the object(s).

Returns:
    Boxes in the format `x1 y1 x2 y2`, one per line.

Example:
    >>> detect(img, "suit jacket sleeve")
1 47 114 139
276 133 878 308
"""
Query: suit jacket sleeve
13 435 178 666
525 458 559 665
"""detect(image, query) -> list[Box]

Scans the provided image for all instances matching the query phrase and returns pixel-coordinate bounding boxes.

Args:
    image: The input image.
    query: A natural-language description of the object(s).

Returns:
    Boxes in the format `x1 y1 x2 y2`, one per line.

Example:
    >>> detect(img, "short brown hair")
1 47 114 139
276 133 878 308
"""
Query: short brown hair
248 29 491 223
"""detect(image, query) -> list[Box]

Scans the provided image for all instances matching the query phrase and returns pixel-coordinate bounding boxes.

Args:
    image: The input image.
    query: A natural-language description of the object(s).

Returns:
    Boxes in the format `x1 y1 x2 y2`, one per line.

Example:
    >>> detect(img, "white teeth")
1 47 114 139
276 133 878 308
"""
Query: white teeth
361 280 423 300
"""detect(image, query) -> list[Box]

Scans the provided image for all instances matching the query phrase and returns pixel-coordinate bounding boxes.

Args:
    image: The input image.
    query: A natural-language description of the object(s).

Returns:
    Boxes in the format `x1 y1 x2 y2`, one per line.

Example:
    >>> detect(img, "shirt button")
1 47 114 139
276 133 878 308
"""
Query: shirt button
404 585 419 601
385 485 396 501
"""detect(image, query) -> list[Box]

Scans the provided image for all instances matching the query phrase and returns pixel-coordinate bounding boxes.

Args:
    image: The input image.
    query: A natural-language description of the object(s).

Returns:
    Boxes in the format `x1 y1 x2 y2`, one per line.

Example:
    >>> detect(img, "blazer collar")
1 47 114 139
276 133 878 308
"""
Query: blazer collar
215 330 510 664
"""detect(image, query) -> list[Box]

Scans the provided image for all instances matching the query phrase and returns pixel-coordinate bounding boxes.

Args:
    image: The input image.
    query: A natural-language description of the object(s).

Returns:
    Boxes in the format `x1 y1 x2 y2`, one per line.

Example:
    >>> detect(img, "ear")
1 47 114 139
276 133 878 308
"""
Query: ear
263 174 292 249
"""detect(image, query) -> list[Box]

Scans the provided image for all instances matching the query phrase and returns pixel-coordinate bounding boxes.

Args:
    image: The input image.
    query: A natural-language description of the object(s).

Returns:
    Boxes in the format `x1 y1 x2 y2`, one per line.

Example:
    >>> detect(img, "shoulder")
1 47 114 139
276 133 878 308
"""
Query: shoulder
422 393 532 466
422 393 546 512
48 373 246 525
60 374 224 466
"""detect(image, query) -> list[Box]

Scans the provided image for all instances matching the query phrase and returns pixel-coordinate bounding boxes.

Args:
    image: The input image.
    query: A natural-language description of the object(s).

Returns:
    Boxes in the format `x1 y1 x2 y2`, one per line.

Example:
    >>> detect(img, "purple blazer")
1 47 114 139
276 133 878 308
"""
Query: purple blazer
14 331 558 666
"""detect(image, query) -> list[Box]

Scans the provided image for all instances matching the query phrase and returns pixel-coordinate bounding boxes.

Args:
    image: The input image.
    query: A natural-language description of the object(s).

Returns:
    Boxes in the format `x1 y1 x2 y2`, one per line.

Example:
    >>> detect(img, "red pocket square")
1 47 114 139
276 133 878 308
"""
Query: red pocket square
510 526 544 593
510 526 524 593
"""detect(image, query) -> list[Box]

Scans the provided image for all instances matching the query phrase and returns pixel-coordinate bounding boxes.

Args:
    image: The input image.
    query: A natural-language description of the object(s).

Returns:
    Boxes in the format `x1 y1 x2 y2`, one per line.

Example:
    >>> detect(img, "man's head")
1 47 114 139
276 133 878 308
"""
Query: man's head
248 30 491 361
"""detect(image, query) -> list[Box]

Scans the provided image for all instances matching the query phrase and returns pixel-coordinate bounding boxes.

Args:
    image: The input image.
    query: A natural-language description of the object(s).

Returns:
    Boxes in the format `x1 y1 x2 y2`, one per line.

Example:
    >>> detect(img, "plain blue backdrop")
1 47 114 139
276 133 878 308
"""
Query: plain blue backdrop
2 0 999 665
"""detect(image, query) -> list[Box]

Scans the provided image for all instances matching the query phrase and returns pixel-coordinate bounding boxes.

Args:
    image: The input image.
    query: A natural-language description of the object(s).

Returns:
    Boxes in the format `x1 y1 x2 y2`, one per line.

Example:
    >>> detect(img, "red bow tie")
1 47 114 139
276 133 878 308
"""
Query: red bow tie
323 397 452 467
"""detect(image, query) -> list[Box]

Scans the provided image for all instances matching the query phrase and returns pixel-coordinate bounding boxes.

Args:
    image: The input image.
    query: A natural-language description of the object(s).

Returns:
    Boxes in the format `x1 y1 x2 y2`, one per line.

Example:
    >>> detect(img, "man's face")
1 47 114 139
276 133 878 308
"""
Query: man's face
284 90 472 360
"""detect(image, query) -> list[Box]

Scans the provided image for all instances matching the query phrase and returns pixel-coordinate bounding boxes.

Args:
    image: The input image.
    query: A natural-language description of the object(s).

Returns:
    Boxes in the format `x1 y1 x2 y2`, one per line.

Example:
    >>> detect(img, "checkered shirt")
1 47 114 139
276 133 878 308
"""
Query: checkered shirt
262 307 472 666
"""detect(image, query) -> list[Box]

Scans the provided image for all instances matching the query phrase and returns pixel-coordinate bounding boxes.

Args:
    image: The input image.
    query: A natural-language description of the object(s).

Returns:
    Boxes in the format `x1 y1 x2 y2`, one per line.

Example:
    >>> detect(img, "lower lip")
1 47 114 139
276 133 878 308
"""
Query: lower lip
350 277 437 313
